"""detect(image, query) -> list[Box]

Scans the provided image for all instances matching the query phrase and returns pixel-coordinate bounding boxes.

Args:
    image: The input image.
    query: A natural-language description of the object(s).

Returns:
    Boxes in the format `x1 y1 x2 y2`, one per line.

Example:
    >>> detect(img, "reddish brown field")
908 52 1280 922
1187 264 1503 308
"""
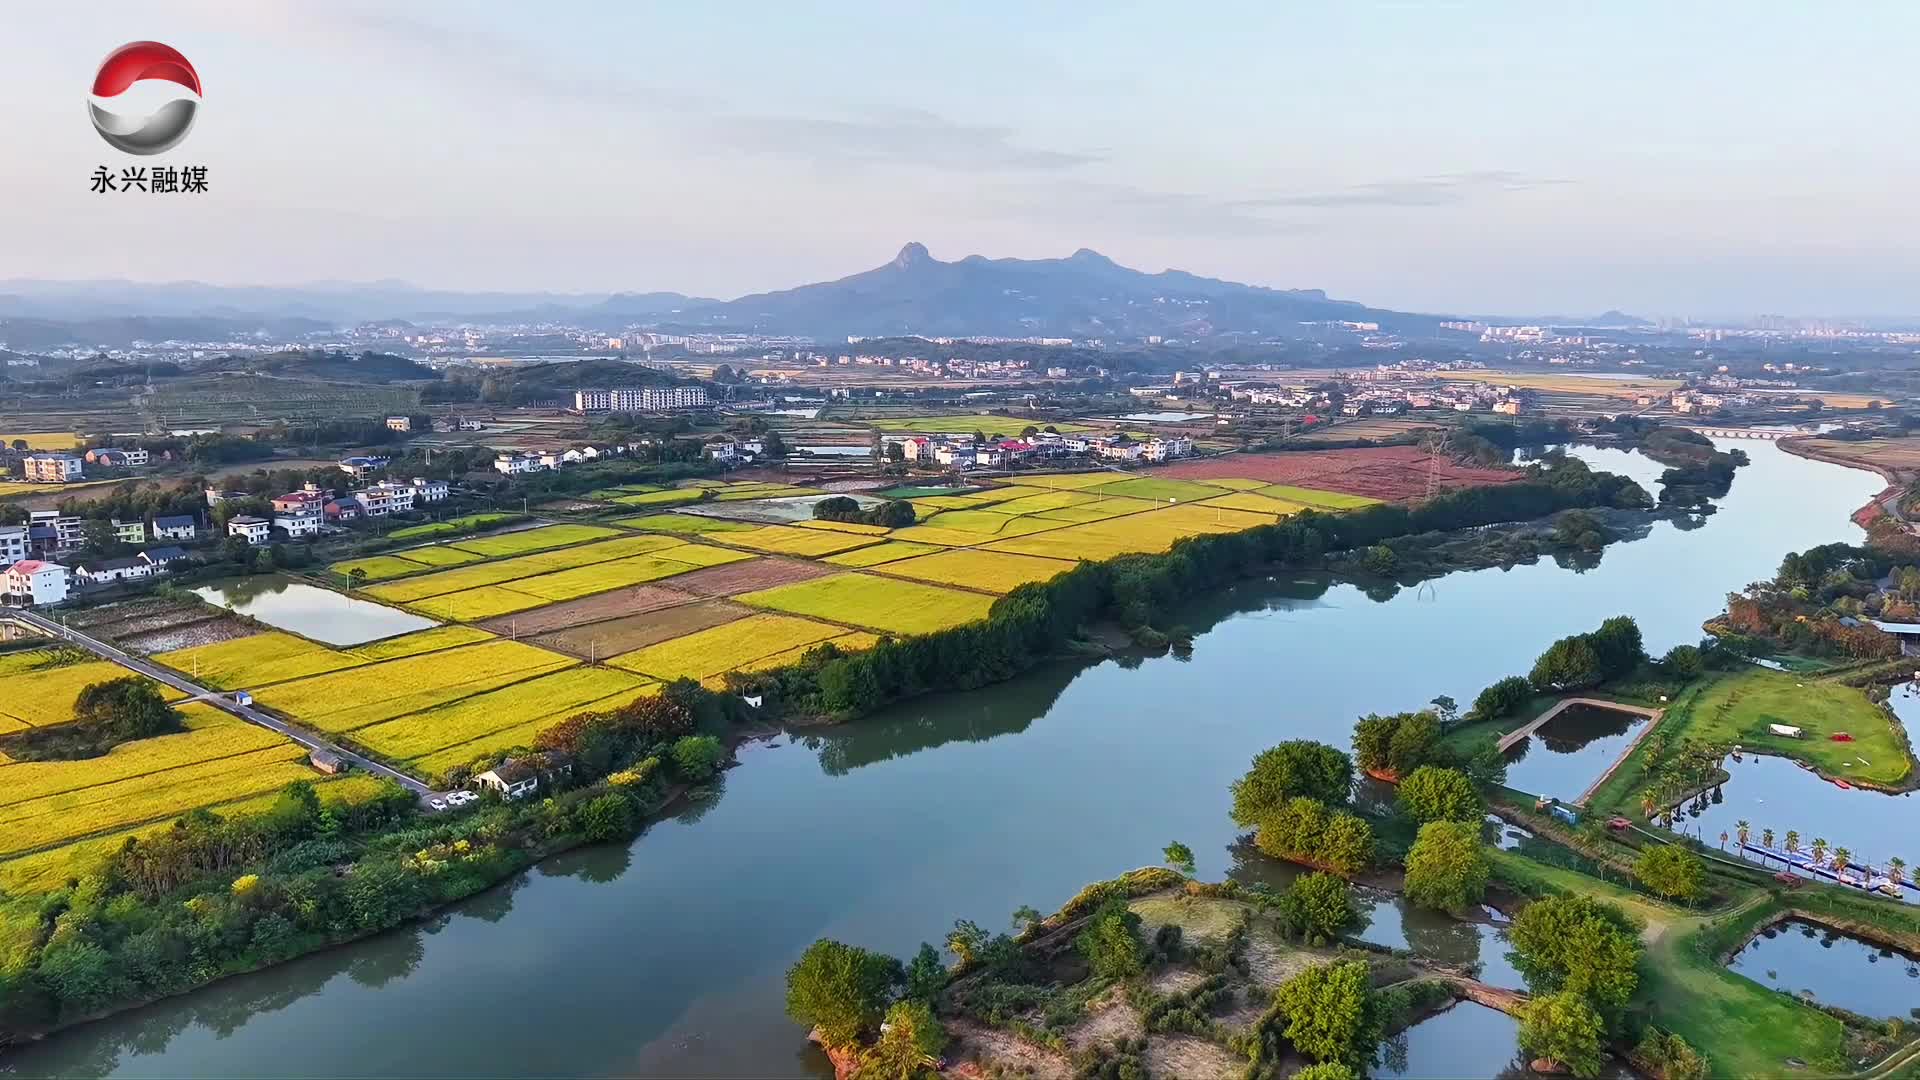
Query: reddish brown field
667 556 838 597
1157 447 1520 501
530 600 750 658
477 583 696 636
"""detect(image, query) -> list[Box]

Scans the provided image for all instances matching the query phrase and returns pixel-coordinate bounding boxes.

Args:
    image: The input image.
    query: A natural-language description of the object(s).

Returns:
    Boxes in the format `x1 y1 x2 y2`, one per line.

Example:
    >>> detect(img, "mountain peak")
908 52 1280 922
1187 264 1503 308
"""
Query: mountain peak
891 242 933 269
1068 247 1113 265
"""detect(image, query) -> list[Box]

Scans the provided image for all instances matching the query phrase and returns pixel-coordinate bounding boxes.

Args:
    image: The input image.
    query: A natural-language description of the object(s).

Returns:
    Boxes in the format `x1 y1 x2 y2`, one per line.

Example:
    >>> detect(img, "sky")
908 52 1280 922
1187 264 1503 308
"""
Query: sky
7 1 1920 319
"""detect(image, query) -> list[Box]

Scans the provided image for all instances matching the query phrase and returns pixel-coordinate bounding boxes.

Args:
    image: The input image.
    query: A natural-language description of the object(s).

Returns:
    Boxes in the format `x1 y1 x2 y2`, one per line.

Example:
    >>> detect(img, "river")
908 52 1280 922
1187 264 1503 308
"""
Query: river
2 440 1888 1078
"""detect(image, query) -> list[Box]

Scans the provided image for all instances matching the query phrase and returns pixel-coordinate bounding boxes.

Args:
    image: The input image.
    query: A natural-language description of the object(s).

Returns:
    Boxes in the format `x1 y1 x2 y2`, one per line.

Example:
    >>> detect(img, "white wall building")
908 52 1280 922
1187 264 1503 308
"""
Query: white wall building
2 560 70 605
228 516 271 546
573 386 709 412
274 508 324 537
0 525 25 564
21 454 83 482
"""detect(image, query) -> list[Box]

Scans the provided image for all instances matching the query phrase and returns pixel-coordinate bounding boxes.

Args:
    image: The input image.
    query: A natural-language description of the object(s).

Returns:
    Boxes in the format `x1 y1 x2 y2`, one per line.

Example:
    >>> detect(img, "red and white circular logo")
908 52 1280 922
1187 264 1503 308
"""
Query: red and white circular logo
89 41 201 155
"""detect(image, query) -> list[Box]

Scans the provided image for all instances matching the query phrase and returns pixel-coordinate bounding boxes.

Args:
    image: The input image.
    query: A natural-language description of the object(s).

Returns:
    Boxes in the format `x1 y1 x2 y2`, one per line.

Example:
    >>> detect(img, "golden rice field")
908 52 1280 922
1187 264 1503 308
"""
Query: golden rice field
985 503 1276 561
0 430 81 449
0 654 179 727
160 632 365 689
1199 492 1311 516
721 524 883 557
871 549 1077 594
346 624 495 661
910 510 1069 538
352 665 653 762
612 488 707 507
795 518 894 535
251 640 575 734
405 545 755 620
609 613 847 681
614 512 757 534
363 533 688 602
1253 484 1382 509
735 632 879 676
822 540 945 567
0 705 286 809
447 523 620 557
738 573 995 635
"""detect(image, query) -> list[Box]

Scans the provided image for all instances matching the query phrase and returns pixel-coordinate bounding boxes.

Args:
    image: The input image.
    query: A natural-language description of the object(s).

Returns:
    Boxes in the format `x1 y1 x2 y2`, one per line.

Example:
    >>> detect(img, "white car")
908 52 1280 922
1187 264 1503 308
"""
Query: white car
446 791 477 807
428 797 447 811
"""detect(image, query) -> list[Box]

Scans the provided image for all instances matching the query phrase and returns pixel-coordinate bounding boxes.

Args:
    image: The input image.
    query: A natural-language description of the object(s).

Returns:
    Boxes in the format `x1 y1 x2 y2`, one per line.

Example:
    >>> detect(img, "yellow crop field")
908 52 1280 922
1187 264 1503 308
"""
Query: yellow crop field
714 485 818 501
347 625 494 661
738 632 879 674
0 657 138 727
352 666 653 761
738 574 994 635
797 519 894 535
159 632 362 689
0 431 81 448
823 540 945 567
406 683 663 778
873 549 1076 594
0 773 391 895
884 524 987 546
448 523 620 557
610 613 846 681
395 545 486 567
330 555 429 582
722 525 882 557
976 490 1099 515
253 640 574 734
1254 484 1383 509
613 488 707 507
987 503 1274 561
490 552 716 603
365 534 687 602
650 543 756 568
0 707 287 809
614 512 756 534
865 416 1095 437
404 585 549 621
911 510 1067 537
1009 472 1128 490
1199 492 1310 516
1029 496 1165 523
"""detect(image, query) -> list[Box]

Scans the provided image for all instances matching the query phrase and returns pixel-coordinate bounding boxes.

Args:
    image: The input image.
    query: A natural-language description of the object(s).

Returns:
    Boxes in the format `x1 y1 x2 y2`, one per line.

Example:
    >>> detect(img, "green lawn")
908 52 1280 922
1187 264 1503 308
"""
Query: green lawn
1682 667 1911 786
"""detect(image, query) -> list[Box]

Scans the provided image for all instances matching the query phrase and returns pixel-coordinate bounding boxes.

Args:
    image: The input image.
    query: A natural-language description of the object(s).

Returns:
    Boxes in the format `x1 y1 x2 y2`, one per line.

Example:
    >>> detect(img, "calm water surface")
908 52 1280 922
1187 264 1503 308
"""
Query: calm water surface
1728 919 1920 1018
1502 705 1648 803
193 577 438 646
6 441 1886 1078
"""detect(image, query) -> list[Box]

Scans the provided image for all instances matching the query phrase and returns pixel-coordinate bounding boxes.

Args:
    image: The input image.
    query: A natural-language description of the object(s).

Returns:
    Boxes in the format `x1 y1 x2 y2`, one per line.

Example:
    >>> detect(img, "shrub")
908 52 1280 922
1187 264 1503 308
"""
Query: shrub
1519 991 1605 1078
670 734 725 781
1076 898 1145 980
1397 766 1483 824
1403 820 1489 911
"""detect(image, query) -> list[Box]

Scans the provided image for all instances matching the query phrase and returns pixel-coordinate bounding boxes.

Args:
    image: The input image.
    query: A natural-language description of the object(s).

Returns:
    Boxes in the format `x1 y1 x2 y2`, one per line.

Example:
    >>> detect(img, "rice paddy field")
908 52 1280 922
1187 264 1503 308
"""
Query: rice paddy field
872 549 1076 593
608 613 850 681
737 573 995 635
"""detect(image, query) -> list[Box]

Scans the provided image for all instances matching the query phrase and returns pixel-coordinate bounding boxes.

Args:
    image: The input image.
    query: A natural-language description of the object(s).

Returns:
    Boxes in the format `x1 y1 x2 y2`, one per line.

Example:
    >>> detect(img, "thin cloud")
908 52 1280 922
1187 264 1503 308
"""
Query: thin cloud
986 180 1324 237
1241 171 1574 209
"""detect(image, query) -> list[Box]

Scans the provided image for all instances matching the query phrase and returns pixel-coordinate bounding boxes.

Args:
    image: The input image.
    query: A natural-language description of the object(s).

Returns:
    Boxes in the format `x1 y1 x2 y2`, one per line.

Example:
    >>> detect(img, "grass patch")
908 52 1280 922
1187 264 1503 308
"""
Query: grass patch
387 512 518 541
738 573 994 635
1254 484 1384 509
1197 492 1311 516
1685 667 1911 786
987 504 1274 561
611 488 708 507
329 555 433 583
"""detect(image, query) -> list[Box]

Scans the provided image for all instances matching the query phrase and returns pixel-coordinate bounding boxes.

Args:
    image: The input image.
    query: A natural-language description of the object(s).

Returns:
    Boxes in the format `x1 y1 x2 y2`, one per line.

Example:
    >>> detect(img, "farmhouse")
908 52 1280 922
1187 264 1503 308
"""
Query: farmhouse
75 556 155 585
471 751 574 800
21 453 83 482
275 507 324 538
338 455 390 480
1 560 71 605
228 516 272 546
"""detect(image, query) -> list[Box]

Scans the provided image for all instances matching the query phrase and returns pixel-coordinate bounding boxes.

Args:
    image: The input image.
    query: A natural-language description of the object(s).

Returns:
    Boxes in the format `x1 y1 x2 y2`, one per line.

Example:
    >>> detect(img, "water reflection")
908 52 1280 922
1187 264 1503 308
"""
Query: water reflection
1672 753 1919 878
1729 919 1920 1018
1502 705 1648 802
194 577 437 646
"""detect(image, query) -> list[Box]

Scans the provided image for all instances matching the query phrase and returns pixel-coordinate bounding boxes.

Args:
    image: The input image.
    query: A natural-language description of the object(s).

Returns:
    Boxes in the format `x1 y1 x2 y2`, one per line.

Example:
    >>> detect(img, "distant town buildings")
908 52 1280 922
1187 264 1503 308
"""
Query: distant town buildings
573 386 709 412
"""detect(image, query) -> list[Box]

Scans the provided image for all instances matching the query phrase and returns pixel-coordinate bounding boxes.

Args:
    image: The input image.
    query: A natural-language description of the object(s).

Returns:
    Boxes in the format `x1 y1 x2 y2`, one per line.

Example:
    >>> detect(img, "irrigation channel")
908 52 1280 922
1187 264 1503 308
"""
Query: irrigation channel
3 439 1908 1079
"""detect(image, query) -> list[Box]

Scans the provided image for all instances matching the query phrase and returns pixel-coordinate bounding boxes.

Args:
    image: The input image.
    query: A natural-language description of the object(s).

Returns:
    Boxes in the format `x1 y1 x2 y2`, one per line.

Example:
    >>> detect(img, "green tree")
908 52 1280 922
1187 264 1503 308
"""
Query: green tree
1471 675 1534 721
1274 960 1383 1072
1254 796 1328 861
1278 872 1356 943
857 999 947 1080
1396 766 1483 824
1403 820 1490 911
1075 898 1145 980
903 943 944 1002
1162 840 1196 875
1291 1065 1357 1080
1010 905 1043 932
945 920 988 966
578 792 635 842
1530 636 1604 692
785 938 903 1049
1351 714 1398 774
1587 615 1646 679
1661 644 1704 680
1507 895 1642 1011
1230 740 1352 826
669 734 725 781
73 677 180 741
1635 844 1705 903
1318 811 1375 875
1386 711 1441 776
1519 991 1606 1077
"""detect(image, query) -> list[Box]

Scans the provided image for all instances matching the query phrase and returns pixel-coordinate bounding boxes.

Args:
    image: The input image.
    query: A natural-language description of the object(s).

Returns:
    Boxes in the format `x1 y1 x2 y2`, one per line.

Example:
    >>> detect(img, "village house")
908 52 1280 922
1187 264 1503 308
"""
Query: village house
85 447 150 468
407 477 450 503
274 507 324 538
21 453 84 483
353 481 418 516
0 524 25 564
75 556 155 586
272 483 330 514
227 516 272 546
1142 436 1194 462
384 416 412 432
324 496 364 522
493 452 542 475
140 546 188 571
1 560 70 605
151 514 198 541
337 455 390 480
111 519 146 545
28 511 84 554
471 752 574 800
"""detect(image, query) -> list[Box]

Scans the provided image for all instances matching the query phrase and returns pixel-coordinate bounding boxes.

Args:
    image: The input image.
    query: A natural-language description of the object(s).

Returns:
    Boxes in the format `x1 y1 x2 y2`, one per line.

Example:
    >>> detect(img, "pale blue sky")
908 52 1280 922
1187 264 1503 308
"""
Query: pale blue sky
9 1 1919 317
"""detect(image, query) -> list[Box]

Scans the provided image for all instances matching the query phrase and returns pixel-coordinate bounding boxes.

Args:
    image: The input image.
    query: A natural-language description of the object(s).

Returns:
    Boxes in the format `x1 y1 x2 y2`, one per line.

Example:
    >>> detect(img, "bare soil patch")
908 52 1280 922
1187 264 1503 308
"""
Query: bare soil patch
667 556 838 597
530 600 750 658
1144 1034 1243 1080
943 1018 1072 1080
477 583 695 636
1243 924 1327 988
1065 985 1145 1054
1158 447 1520 501
1149 965 1212 996
119 617 259 653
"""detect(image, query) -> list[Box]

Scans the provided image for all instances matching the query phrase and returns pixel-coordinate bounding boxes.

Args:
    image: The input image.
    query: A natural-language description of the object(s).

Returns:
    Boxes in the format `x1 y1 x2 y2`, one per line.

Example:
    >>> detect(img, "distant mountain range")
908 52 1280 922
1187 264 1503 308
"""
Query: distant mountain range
0 247 1665 345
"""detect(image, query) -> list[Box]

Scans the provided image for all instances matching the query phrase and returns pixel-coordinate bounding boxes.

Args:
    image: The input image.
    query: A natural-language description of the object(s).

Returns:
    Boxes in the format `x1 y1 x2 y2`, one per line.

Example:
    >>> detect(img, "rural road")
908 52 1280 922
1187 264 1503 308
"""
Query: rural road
6 608 436 799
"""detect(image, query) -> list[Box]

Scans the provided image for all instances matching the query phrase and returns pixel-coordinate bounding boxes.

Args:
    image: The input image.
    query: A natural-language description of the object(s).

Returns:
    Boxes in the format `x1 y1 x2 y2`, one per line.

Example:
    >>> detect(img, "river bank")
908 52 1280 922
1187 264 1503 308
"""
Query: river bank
0 437 1889 1079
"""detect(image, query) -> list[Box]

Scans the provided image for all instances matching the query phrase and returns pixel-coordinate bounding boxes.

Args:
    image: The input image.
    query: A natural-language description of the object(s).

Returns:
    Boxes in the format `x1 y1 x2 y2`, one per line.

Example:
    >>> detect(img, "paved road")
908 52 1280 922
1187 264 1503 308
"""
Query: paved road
6 608 435 798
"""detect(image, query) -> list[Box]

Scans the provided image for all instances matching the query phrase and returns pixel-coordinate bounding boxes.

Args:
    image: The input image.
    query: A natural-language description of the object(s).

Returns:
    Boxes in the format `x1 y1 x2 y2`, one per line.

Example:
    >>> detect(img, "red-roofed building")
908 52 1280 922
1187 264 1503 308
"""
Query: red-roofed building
2 559 70 605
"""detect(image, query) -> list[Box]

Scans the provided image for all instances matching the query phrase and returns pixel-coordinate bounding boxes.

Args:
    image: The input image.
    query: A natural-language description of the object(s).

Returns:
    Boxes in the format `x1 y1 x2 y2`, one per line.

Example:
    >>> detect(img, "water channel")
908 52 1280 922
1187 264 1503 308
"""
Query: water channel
3 440 1892 1078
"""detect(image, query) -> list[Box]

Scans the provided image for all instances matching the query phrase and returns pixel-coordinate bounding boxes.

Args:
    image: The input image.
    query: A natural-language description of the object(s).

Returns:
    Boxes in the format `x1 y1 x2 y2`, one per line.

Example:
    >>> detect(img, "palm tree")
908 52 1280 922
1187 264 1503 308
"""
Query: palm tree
1889 858 1907 888
1719 831 1729 851
1812 838 1829 866
1834 848 1852 876
1785 831 1801 857
1736 820 1751 849
1640 789 1659 820
1762 828 1775 850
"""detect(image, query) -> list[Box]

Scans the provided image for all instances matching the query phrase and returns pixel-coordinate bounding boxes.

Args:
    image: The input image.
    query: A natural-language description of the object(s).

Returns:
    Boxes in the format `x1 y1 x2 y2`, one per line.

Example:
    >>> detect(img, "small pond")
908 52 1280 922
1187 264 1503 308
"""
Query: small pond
194 577 438 647
1728 919 1920 1019
793 444 872 457
1099 411 1215 423
1501 704 1648 802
